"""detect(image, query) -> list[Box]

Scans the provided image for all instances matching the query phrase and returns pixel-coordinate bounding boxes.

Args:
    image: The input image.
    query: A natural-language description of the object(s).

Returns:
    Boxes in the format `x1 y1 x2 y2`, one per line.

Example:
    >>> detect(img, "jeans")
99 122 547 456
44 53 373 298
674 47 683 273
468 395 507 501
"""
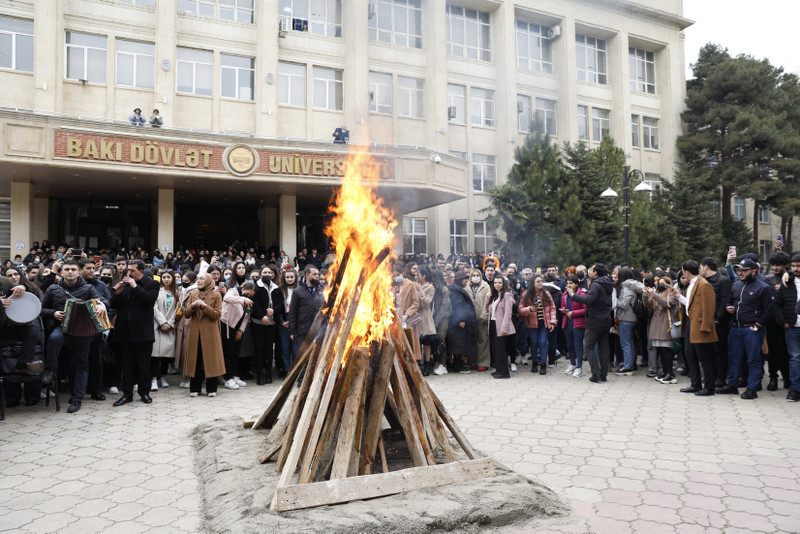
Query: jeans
527 321 549 366
565 321 585 368
278 323 298 371
516 320 529 359
727 326 765 390
47 328 92 403
619 320 636 369
784 326 800 391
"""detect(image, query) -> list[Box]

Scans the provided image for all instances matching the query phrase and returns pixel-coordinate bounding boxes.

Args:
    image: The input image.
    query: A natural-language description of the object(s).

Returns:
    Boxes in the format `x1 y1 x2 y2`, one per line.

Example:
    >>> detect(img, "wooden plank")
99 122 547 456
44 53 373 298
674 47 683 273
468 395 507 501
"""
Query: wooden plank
391 326 459 462
377 435 389 474
330 348 370 479
427 387 480 460
252 339 316 430
273 457 496 512
242 419 255 429
359 341 396 475
389 358 433 467
266 388 299 444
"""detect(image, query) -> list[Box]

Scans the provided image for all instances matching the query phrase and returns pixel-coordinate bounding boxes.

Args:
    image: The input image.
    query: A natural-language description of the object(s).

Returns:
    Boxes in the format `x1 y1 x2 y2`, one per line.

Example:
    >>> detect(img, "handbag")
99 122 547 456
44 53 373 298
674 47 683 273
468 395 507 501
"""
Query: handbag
667 308 682 339
406 312 423 328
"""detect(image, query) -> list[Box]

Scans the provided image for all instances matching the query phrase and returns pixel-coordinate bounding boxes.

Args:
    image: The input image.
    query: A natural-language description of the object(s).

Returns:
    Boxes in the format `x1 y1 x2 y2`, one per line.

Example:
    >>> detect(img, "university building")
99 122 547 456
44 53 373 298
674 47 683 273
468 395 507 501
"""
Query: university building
0 0 695 261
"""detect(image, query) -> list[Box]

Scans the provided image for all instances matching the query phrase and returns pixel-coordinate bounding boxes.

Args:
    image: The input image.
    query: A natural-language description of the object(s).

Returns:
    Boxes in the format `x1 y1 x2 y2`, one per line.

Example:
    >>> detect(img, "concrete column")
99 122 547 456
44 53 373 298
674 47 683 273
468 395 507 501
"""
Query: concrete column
256 0 278 136
156 187 174 254
344 0 369 140
559 17 579 141
32 197 49 244
34 1 62 112
11 181 34 253
434 204 450 257
278 194 297 259
155 0 177 122
258 206 278 248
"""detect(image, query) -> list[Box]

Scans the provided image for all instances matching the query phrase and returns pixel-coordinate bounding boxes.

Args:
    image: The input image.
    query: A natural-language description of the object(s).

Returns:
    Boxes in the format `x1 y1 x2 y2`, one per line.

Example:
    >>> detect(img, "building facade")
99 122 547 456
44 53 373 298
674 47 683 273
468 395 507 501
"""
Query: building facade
0 0 696 261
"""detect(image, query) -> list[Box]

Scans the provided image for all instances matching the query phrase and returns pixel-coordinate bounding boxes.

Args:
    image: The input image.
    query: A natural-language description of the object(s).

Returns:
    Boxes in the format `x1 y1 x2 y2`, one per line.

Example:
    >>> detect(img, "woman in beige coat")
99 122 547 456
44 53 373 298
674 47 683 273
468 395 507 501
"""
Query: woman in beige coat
415 265 437 376
183 271 225 397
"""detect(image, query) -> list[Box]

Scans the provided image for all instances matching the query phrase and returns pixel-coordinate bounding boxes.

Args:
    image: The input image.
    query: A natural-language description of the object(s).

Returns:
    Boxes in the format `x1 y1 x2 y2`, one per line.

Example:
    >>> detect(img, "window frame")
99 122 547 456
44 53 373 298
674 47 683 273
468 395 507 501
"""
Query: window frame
515 19 552 74
278 61 307 107
576 33 607 85
368 0 422 49
642 116 659 150
629 46 655 94
0 15 34 72
369 71 393 114
733 197 746 221
472 153 496 192
179 0 254 23
577 105 588 140
312 66 343 111
449 218 468 256
176 46 213 96
65 31 108 83
446 4 491 62
758 205 771 225
591 107 610 142
402 217 427 255
470 86 495 128
115 38 155 89
534 97 557 136
447 83 466 124
220 53 255 100
474 220 490 254
397 75 424 118
631 114 640 147
517 94 532 132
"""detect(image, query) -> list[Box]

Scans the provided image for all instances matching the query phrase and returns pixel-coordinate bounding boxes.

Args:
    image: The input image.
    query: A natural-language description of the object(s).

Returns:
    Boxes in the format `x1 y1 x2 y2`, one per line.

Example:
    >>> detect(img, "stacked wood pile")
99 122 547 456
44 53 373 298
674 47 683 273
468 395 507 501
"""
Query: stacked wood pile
249 244 495 512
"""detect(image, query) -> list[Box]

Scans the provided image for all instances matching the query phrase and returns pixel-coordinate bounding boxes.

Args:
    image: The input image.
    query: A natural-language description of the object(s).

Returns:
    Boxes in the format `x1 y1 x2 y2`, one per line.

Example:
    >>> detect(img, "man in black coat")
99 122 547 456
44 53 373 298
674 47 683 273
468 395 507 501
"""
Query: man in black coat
776 252 800 401
568 263 614 383
41 260 104 413
288 265 324 350
111 260 160 406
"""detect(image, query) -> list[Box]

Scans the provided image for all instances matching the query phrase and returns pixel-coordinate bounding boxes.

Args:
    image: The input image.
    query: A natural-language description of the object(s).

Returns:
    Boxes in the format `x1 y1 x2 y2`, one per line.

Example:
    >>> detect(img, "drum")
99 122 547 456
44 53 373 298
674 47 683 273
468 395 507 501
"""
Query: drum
5 292 42 325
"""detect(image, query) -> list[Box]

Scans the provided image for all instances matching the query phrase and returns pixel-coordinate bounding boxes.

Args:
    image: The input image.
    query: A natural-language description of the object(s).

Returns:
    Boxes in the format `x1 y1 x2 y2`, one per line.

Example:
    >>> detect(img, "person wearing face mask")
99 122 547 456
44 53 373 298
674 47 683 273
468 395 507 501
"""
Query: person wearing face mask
644 272 680 384
288 265 324 360
467 268 491 371
717 258 776 399
220 280 256 390
182 271 225 398
174 271 197 388
251 265 284 384
151 270 180 391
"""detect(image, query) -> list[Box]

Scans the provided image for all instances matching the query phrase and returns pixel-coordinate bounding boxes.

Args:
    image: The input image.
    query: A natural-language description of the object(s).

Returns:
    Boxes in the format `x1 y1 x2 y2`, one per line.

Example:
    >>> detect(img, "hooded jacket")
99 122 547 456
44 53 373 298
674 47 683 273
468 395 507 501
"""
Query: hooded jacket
616 279 644 323
571 275 614 331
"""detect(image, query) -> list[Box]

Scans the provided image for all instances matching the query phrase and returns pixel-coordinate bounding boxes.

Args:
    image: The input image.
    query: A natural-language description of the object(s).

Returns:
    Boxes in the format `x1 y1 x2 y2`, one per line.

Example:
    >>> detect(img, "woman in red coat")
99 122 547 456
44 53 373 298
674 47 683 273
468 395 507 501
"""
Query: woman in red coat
561 276 587 377
485 275 516 379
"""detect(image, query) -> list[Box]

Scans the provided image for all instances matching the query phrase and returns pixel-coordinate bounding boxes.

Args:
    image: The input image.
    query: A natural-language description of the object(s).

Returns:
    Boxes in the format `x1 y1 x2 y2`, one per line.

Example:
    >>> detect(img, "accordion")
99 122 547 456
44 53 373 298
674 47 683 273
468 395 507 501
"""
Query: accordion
62 298 112 336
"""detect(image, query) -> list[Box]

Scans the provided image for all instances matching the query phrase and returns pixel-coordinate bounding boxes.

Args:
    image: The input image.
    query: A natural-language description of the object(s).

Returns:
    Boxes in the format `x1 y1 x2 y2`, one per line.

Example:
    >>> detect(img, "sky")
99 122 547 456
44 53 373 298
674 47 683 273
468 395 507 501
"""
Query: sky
682 1 800 78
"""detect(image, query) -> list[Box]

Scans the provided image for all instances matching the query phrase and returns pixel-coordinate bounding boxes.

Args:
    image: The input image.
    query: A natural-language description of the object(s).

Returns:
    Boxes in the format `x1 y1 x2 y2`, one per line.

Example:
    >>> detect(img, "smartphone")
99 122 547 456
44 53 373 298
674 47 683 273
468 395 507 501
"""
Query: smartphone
93 256 101 263
729 245 736 257
777 234 784 247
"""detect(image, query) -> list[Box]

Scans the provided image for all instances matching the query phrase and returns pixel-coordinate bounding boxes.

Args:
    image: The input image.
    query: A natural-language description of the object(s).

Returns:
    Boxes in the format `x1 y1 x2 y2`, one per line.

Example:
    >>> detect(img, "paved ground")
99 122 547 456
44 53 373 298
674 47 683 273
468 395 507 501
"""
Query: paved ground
1 363 799 534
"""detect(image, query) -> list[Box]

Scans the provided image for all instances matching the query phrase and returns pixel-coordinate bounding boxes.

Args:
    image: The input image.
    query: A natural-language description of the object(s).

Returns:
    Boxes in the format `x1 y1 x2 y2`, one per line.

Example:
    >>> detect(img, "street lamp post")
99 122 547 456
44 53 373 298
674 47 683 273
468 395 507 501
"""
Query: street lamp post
600 166 652 264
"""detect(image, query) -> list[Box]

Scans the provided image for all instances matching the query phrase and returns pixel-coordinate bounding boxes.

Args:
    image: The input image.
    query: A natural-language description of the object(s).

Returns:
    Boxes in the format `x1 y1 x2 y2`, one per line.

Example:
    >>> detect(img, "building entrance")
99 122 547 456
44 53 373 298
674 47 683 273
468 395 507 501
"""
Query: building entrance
54 199 151 253
174 203 259 250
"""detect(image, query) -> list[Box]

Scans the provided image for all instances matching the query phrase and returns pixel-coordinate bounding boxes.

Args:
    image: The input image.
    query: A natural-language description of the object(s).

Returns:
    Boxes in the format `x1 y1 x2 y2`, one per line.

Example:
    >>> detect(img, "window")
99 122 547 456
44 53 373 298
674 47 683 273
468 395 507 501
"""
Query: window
398 76 424 118
759 205 771 224
176 47 213 95
644 173 662 195
642 117 659 150
517 94 532 132
449 151 467 161
118 0 156 5
631 115 640 147
515 19 552 74
368 0 422 49
629 47 655 94
472 153 496 192
474 221 491 253
733 197 746 221
470 87 494 127
221 54 254 100
179 0 254 23
0 16 33 72
592 108 610 141
447 84 466 124
369 72 392 114
446 4 491 61
278 62 306 106
577 105 588 140
759 240 772 263
116 39 154 88
0 200 9 263
450 219 468 255
312 66 343 110
66 32 107 83
280 0 342 37
576 34 607 84
403 217 427 254
535 98 557 136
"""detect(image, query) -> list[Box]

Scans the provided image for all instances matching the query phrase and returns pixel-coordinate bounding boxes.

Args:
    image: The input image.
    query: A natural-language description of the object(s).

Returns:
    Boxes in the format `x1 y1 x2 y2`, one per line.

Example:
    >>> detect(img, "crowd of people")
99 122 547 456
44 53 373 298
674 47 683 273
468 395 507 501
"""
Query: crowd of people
1 238 799 416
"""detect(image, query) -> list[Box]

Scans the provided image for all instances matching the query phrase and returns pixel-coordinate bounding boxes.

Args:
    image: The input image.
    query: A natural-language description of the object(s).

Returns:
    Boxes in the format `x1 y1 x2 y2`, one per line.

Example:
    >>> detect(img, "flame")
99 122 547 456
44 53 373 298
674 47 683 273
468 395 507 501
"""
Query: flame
324 147 397 358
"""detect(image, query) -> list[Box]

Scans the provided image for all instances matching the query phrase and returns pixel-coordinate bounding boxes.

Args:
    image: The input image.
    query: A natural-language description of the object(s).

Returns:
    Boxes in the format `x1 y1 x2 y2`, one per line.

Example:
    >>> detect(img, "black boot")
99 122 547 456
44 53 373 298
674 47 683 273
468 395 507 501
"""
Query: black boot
422 361 431 377
531 362 539 373
257 370 266 386
767 377 778 391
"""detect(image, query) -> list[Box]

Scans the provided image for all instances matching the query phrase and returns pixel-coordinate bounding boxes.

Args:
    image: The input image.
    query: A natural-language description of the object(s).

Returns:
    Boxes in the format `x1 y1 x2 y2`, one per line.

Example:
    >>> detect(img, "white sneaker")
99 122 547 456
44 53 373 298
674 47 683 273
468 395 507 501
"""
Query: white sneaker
564 365 576 374
234 377 247 387
190 392 199 397
521 359 528 365
224 379 240 390
548 363 557 368
40 389 56 399
180 379 190 389
208 392 216 398
108 386 120 395
133 384 138 392
160 377 169 388
510 363 518 372
151 379 158 392
572 368 582 378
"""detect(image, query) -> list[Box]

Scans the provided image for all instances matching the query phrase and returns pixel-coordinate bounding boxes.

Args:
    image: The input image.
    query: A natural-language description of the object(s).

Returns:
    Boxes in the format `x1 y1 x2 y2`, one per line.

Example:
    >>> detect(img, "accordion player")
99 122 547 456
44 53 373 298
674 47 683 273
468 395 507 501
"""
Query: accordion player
62 298 112 336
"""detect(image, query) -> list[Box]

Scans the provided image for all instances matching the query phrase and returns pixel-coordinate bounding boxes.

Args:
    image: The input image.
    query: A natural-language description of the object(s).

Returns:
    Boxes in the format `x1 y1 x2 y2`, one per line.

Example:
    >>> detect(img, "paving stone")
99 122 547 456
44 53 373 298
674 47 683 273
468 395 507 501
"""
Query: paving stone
13 511 70 533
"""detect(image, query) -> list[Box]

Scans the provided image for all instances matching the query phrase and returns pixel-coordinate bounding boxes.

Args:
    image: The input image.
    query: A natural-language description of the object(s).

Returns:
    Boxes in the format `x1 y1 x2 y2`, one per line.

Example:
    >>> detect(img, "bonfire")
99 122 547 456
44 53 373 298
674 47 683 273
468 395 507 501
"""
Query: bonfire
250 147 495 512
